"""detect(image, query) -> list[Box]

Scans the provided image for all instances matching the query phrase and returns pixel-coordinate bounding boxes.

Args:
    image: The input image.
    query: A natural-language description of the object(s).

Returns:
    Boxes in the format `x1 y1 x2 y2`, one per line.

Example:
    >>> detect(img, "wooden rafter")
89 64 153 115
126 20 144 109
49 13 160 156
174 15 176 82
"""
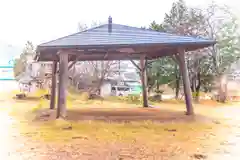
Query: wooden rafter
56 55 82 73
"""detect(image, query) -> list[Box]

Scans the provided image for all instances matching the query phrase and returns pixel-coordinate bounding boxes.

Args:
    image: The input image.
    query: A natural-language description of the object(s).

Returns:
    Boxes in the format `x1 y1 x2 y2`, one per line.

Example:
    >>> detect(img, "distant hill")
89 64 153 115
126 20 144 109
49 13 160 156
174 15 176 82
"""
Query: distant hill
0 42 22 66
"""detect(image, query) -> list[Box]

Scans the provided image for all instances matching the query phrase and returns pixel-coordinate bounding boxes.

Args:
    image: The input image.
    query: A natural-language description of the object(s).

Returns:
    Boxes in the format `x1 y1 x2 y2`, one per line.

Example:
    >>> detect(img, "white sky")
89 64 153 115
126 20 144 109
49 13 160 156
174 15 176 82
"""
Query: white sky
0 0 239 48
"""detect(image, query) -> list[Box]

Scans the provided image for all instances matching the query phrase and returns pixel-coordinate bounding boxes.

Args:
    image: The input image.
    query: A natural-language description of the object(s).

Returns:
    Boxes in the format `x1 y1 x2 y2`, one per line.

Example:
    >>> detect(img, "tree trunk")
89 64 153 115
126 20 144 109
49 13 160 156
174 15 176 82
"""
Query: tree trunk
219 74 227 103
175 77 180 99
195 89 200 102
191 78 196 93
96 78 104 96
195 72 201 103
175 65 180 99
156 79 160 92
191 75 198 102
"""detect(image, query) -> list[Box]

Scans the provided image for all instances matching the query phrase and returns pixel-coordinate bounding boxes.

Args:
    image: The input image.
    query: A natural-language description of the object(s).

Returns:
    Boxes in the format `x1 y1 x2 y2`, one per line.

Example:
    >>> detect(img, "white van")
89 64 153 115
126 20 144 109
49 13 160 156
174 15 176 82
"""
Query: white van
111 86 131 96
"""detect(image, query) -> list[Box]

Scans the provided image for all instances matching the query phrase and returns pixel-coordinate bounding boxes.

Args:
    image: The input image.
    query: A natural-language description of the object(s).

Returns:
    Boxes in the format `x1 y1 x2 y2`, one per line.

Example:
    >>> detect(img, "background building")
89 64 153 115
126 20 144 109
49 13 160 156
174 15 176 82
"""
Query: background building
0 42 21 92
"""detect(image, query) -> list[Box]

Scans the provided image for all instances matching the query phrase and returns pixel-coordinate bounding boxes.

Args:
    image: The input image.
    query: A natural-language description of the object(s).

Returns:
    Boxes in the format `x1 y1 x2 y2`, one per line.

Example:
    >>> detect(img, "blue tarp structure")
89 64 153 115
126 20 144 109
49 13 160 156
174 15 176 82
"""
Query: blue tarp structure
0 43 20 80
0 66 15 80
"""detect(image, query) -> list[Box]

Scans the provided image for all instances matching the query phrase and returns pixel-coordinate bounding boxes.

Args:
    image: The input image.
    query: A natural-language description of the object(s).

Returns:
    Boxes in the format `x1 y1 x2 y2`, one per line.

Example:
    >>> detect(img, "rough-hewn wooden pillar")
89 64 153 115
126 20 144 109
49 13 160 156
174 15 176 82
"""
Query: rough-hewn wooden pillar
50 61 57 109
177 48 194 115
140 55 148 107
56 51 69 118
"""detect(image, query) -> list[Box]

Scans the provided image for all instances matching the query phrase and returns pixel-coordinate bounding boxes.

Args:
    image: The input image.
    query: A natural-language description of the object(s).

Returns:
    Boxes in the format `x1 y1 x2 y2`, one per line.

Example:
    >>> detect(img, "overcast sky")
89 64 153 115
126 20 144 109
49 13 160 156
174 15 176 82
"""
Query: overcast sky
0 0 239 48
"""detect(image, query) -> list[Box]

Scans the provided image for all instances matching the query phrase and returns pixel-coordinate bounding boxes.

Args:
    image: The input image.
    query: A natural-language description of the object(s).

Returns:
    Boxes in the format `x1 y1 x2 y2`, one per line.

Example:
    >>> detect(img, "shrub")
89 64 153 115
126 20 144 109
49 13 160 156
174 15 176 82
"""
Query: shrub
149 95 162 102
32 98 47 112
34 89 48 97
15 93 26 99
155 89 164 94
107 94 142 104
126 94 141 103
67 94 76 101
149 89 164 102
79 92 90 101
89 93 104 100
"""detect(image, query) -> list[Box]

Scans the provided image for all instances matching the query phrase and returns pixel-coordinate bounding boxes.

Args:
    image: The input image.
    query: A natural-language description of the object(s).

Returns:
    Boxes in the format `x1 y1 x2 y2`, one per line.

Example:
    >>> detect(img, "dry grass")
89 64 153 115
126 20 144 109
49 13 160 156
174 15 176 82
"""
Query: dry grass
24 119 219 150
6 95 231 159
10 99 221 137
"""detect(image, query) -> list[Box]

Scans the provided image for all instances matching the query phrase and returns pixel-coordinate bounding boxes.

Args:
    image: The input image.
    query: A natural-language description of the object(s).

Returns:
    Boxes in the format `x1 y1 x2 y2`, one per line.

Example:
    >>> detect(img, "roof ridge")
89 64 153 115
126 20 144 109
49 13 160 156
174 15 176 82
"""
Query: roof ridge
37 24 108 48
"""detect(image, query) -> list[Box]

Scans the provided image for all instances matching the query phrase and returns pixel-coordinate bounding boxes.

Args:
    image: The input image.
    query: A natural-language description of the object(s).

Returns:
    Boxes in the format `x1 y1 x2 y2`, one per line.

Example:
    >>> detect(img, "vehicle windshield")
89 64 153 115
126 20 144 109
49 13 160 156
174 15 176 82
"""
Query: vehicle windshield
117 87 130 91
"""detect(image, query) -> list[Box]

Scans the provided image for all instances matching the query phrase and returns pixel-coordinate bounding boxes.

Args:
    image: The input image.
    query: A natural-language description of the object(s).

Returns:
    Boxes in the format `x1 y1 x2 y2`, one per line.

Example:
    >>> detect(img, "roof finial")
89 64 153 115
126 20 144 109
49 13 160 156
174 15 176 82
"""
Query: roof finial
108 16 112 33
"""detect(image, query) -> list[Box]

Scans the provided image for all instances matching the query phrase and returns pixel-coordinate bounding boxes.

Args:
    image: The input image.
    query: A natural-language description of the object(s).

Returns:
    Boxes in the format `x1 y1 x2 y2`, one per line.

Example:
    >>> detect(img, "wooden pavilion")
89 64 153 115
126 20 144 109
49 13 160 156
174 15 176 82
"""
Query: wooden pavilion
35 17 215 118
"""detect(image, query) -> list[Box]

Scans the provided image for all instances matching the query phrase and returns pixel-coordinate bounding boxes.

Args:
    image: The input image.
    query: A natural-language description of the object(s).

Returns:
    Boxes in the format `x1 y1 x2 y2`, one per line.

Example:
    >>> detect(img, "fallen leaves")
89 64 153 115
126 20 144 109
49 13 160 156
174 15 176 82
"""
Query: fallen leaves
192 153 208 159
6 97 236 159
164 128 177 132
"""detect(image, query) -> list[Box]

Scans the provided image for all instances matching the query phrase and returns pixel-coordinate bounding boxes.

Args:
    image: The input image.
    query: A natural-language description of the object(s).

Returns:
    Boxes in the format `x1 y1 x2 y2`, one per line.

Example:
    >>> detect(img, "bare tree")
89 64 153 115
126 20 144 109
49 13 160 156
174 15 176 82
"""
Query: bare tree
77 21 102 32
69 60 118 94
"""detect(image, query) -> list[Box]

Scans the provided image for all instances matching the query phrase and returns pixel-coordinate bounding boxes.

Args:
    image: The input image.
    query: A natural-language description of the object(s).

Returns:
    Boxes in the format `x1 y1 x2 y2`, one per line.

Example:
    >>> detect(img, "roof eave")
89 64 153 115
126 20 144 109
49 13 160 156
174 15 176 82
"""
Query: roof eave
37 40 216 51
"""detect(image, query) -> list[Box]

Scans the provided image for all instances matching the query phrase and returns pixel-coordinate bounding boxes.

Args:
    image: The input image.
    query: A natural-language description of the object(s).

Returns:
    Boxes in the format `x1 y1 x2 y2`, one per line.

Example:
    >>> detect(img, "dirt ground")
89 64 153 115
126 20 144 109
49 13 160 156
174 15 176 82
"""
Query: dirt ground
1 97 240 160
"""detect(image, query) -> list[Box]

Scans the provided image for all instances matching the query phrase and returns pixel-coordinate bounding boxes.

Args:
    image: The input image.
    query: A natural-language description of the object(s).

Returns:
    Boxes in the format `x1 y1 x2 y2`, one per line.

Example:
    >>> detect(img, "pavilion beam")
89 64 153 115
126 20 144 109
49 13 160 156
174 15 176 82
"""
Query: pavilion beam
67 61 77 71
177 48 194 115
129 59 141 71
56 51 69 119
50 61 57 110
171 54 179 64
56 55 81 74
140 55 148 108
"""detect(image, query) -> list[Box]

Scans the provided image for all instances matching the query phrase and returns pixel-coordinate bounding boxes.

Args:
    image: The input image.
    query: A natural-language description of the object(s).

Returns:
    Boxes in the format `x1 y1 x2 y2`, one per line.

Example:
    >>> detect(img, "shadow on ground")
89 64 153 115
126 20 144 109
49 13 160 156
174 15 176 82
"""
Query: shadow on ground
35 108 213 123
13 96 46 101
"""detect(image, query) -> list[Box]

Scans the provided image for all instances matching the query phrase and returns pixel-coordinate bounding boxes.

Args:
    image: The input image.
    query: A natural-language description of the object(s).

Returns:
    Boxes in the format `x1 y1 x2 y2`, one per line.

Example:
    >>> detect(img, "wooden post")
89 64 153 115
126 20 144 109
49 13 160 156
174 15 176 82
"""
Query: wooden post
56 51 69 118
50 61 57 109
177 48 194 115
140 55 148 107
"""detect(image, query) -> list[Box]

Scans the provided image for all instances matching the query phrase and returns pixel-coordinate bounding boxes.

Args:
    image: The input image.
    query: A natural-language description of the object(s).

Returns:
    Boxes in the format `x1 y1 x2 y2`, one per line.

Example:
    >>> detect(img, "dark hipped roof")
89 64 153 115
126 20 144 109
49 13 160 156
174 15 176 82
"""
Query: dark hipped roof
36 21 215 61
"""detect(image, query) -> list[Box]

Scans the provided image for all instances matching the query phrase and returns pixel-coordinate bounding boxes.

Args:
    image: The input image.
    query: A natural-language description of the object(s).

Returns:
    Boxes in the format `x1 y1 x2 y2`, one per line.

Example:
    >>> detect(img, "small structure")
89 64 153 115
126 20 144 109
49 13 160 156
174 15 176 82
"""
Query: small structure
35 17 215 118
17 60 53 94
0 66 15 80
17 72 35 90
29 61 53 78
